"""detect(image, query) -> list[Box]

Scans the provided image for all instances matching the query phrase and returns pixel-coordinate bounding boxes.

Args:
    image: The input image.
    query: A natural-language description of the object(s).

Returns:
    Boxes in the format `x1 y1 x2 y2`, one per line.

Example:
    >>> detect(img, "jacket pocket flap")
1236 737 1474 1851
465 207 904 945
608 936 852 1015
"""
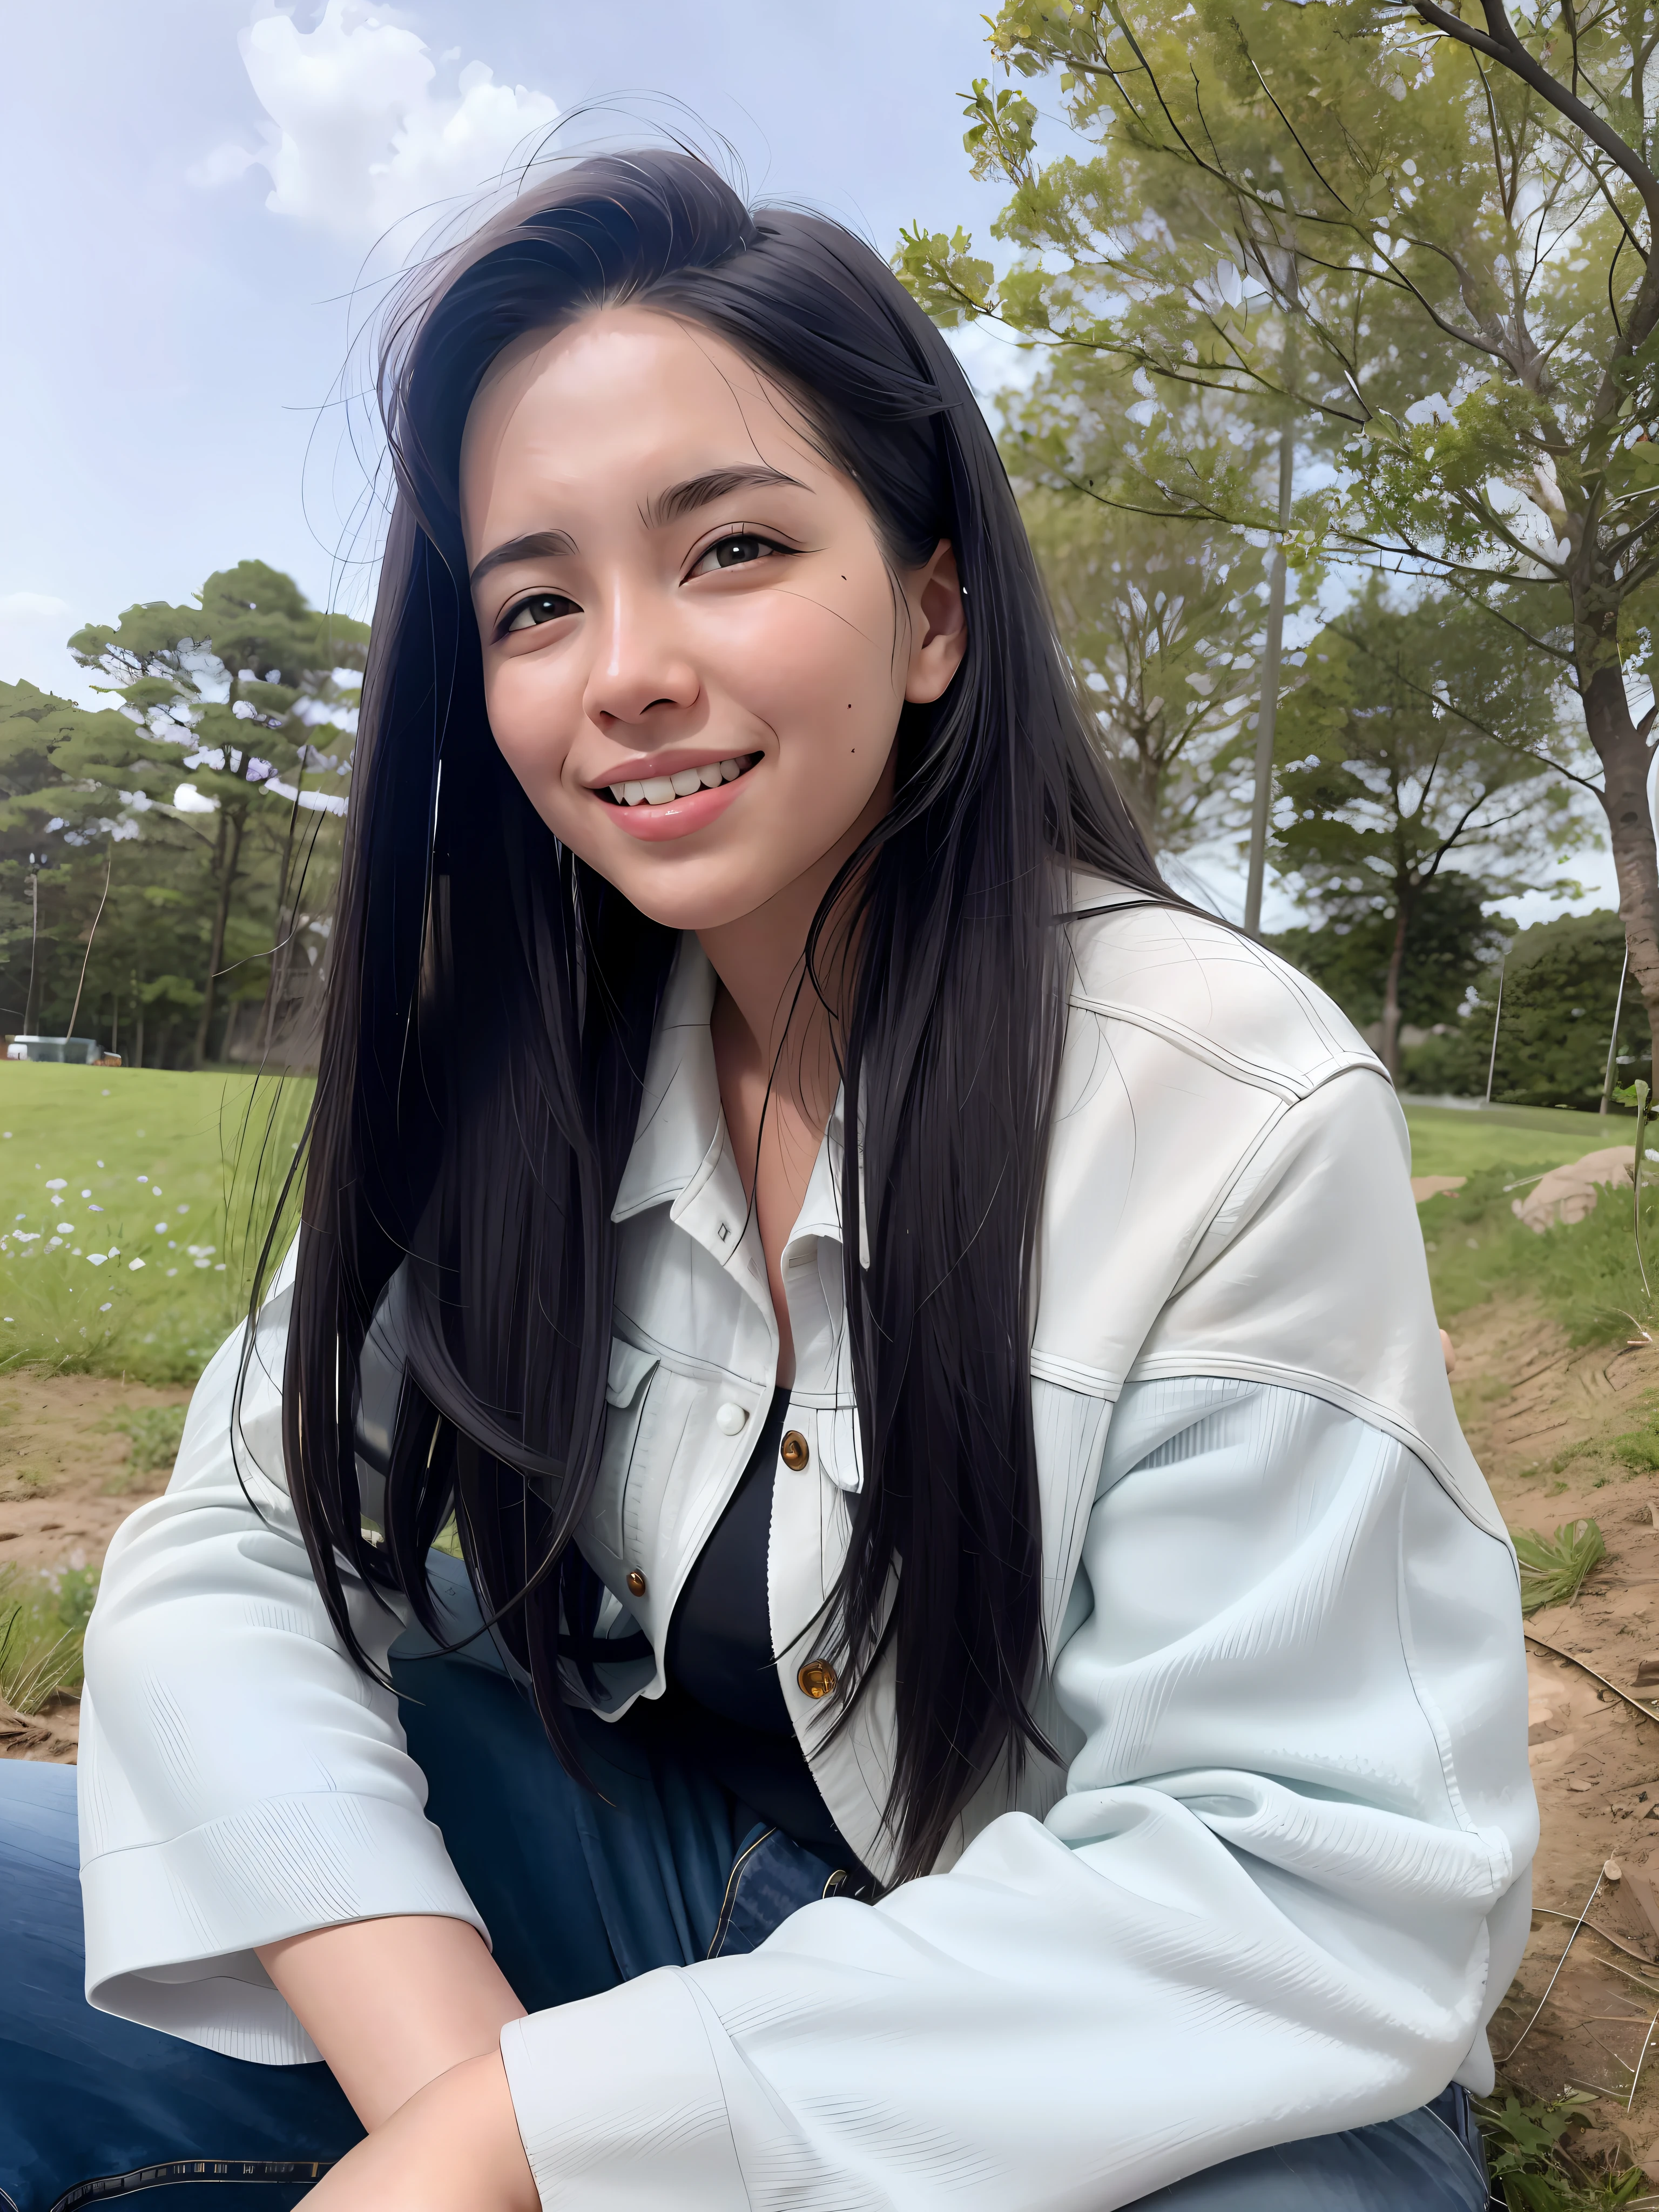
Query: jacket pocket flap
605 1338 659 1409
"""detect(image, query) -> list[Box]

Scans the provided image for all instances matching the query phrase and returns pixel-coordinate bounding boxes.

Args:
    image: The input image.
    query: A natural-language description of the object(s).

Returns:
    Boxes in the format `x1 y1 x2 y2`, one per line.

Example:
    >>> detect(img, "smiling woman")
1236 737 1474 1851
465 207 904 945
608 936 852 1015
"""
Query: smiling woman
0 153 1523 2212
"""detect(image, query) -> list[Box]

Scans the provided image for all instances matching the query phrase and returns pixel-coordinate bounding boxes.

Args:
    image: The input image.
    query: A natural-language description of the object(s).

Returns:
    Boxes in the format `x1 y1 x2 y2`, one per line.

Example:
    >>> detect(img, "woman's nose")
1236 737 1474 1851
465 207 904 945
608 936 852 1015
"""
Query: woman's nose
583 583 699 727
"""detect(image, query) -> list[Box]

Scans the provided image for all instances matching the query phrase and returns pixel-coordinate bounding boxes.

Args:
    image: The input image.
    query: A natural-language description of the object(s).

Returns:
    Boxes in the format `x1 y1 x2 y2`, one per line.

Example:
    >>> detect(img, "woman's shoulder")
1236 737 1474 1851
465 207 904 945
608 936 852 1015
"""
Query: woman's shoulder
1058 876 1380 1104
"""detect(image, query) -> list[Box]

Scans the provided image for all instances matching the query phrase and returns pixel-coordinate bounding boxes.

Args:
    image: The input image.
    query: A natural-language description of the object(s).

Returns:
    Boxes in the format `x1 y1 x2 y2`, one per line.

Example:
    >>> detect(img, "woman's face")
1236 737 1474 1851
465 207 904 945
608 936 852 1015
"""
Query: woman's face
458 306 966 933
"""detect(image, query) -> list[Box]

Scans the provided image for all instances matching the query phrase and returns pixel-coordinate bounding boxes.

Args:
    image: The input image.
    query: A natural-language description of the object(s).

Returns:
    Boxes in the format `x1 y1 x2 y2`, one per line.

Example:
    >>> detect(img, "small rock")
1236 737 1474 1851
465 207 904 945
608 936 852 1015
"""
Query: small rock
1569 1779 1596 1792
1608 1859 1624 1882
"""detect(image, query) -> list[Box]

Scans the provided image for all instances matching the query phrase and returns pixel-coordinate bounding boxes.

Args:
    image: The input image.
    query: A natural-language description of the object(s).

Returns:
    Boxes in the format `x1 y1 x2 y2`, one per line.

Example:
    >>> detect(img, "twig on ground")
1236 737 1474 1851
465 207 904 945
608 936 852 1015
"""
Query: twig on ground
1507 1867 1606 2061
1525 1631 1659 1724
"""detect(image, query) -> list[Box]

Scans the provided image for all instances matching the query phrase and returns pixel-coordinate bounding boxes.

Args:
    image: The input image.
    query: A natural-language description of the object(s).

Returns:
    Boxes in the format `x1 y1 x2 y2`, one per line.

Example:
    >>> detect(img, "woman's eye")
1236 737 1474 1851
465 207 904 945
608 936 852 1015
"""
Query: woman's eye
689 533 785 576
502 592 577 633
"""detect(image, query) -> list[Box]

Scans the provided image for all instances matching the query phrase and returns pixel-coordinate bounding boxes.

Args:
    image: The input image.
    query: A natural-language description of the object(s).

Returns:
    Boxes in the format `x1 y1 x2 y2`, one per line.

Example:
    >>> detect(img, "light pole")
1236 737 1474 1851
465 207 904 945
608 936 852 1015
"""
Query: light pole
1484 954 1507 1107
1243 426 1294 939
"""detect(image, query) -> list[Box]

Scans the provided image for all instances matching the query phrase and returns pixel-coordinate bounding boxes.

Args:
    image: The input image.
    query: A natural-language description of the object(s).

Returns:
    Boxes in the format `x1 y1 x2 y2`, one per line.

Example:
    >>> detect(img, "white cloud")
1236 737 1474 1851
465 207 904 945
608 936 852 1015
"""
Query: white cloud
190 2 559 242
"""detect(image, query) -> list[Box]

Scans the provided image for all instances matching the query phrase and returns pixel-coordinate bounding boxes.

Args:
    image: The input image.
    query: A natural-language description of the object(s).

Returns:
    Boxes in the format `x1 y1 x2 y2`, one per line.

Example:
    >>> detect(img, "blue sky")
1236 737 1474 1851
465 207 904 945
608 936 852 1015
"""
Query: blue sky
0 0 1614 929
1 0 1022 691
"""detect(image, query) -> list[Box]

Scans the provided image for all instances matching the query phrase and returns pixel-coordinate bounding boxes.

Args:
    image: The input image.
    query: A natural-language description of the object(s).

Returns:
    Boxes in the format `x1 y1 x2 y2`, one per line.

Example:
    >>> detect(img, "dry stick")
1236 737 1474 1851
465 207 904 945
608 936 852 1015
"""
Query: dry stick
1532 1906 1656 1965
1523 1631 1659 1727
1630 2012 1659 2111
1505 1867 1604 2062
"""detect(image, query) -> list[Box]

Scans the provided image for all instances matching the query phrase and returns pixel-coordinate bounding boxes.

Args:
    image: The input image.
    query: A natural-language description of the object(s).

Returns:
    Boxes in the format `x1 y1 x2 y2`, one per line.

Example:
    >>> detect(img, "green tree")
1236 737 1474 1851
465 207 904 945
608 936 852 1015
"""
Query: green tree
66 564 364 1063
1271 585 1587 1080
897 0 1659 1080
1408 909 1649 1106
1270 868 1508 1041
0 565 364 1065
1007 367 1279 848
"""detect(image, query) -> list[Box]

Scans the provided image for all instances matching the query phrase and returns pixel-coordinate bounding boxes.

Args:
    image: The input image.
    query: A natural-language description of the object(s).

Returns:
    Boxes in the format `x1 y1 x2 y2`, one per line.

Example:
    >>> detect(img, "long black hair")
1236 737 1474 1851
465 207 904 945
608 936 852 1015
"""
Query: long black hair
275 150 1166 1883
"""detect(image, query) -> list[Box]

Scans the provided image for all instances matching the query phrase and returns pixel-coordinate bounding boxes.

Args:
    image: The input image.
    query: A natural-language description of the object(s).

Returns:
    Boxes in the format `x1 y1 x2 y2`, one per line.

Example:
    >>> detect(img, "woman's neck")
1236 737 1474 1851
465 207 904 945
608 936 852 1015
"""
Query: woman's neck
696 761 889 1134
697 771 889 1381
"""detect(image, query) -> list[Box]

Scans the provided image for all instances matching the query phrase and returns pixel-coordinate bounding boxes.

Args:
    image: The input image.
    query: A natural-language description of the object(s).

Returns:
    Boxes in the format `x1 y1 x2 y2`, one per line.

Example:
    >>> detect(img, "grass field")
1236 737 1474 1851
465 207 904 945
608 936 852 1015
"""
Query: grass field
1401 1100 1629 1179
0 1063 311 1384
0 1069 1651 1386
1400 1098 1659 1341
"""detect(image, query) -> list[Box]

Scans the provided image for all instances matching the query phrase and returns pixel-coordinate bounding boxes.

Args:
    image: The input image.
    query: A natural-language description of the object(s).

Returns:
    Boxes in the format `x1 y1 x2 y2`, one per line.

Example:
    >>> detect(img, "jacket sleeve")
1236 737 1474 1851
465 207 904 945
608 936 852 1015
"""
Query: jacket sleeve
77 1247 484 2061
500 1374 1534 2210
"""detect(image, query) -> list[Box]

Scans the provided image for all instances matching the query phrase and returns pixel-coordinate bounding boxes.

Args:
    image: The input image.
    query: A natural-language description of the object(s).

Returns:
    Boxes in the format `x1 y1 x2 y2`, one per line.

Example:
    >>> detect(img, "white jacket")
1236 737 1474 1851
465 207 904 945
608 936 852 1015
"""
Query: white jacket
78 893 1534 2210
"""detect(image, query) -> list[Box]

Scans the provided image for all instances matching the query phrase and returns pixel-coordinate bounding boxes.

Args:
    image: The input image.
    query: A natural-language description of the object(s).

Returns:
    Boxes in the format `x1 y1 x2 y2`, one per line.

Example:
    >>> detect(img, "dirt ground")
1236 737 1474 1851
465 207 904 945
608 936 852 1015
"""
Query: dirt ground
15 1305 1659 2162
1450 1296 1659 2174
0 1373 186 1761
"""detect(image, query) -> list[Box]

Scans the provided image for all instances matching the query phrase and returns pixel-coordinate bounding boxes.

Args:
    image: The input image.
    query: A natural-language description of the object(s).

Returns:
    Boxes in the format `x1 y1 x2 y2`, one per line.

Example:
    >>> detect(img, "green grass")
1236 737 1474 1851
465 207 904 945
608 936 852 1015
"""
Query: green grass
1476 2087 1647 2208
1403 1101 1631 1181
0 1063 311 1384
0 1561 98 1715
1399 1106 1645 1342
1513 1519 1608 1613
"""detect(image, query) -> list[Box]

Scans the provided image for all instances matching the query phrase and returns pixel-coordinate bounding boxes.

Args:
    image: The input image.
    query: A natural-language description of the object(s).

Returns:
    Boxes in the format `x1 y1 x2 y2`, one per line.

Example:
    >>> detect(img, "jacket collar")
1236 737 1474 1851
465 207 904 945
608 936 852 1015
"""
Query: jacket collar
611 935 724 1225
610 933 851 1259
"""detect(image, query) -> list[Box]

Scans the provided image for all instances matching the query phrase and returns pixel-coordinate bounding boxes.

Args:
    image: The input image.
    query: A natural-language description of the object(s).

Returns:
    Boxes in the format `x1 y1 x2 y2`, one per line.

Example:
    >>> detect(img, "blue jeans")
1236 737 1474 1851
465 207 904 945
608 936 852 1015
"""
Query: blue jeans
0 1649 1492 2211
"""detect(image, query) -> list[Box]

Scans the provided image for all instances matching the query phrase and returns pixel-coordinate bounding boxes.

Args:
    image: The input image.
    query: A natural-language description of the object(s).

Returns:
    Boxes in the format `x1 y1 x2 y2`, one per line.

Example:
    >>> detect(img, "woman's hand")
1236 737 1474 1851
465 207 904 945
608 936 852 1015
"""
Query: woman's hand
302 2050 538 2211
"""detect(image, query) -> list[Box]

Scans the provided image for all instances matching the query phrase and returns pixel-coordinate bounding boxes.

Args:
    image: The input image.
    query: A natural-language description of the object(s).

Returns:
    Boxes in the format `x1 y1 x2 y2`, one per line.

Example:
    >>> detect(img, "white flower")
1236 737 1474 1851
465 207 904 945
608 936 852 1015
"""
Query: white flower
127 1257 145 1271
86 1253 106 1266
45 1177 65 1190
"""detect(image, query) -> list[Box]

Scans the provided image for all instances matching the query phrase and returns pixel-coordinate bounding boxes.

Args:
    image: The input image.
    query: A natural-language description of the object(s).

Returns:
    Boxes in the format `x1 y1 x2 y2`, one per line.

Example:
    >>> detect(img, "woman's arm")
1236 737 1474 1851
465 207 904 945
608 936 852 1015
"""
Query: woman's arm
258 1915 525 2130
305 1383 1533 2212
79 1253 491 2063
302 2052 536 2212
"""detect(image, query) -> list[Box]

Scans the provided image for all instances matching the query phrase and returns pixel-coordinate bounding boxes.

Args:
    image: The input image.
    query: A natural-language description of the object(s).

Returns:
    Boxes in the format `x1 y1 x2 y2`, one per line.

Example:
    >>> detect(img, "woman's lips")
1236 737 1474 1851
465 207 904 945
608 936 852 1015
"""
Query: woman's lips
600 766 751 842
595 750 760 843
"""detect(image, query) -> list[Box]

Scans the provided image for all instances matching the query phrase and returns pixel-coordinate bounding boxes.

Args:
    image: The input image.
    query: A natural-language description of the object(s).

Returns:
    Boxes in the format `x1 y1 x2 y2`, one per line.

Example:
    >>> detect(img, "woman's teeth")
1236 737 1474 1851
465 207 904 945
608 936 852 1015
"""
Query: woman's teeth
609 757 749 806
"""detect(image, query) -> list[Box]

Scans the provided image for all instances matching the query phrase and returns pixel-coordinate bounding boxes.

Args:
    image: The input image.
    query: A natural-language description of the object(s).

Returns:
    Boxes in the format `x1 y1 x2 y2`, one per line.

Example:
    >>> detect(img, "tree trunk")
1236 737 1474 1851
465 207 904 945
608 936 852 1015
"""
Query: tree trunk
1380 892 1412 1087
1580 653 1659 1097
192 806 246 1068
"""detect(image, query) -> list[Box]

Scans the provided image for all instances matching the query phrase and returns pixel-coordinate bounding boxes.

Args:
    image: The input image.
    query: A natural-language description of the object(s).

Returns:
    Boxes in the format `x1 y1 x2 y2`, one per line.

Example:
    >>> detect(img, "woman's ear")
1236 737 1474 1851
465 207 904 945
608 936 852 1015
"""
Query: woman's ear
903 541 968 704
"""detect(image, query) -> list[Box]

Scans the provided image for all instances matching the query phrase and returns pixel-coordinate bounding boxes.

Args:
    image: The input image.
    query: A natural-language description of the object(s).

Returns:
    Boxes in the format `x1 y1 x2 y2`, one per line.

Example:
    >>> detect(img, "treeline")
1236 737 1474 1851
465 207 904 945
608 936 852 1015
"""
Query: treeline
0 564 366 1068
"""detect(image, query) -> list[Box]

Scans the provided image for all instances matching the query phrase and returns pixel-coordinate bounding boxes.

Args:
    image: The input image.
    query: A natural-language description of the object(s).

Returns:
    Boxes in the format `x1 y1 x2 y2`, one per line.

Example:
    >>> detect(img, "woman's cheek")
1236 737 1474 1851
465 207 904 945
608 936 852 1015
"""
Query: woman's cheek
484 662 583 828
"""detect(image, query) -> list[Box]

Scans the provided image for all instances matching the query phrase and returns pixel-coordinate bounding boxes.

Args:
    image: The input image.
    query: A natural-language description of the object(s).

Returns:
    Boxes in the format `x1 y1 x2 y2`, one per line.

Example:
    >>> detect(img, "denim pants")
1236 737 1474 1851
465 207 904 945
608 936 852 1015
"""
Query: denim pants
0 1643 1492 2212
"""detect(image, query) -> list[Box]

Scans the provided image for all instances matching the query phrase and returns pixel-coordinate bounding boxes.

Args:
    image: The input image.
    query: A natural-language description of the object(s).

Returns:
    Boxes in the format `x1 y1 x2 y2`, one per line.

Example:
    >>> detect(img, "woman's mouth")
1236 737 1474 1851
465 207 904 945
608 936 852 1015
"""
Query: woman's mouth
596 751 763 844
599 752 761 808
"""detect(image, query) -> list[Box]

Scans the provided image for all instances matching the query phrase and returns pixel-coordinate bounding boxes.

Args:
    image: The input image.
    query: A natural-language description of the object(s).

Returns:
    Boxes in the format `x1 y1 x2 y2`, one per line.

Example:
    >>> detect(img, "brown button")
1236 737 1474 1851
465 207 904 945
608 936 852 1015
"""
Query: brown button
780 1429 810 1472
626 1569 647 1597
797 1659 838 1700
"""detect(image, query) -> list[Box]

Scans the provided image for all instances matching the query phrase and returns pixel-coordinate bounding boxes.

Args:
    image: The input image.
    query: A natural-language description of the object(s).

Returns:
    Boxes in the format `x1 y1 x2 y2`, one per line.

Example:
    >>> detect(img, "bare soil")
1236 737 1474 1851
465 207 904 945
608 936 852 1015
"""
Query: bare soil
0 1372 187 1762
1449 1297 1659 2174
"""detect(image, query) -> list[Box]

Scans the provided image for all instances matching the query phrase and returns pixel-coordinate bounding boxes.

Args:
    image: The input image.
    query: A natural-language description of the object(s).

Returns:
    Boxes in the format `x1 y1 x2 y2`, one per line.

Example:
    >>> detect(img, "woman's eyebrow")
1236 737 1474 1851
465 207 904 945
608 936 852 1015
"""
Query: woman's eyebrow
643 464 808 529
469 467 808 589
469 528 578 589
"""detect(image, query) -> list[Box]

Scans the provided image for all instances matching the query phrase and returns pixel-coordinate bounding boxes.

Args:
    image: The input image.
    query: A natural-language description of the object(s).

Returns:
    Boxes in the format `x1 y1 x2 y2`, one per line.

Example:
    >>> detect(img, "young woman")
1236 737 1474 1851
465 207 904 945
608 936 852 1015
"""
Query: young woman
2 152 1530 2212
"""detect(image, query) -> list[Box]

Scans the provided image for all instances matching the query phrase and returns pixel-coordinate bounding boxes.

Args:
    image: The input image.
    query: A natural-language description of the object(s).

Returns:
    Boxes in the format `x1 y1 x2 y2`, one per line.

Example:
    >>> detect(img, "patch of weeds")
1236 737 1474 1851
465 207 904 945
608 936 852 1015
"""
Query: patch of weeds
1476 2087 1645 2209
1514 1520 1607 1613
1550 1480 1571 1494
1553 1441 1596 1473
0 1562 96 1714
1421 1162 1659 1347
103 1402 187 1493
1614 1431 1659 1472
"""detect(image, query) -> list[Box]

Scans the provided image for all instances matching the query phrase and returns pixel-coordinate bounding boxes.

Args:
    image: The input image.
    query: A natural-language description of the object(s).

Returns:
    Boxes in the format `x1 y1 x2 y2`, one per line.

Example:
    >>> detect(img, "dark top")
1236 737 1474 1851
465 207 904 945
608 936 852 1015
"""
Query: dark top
622 1388 859 1863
